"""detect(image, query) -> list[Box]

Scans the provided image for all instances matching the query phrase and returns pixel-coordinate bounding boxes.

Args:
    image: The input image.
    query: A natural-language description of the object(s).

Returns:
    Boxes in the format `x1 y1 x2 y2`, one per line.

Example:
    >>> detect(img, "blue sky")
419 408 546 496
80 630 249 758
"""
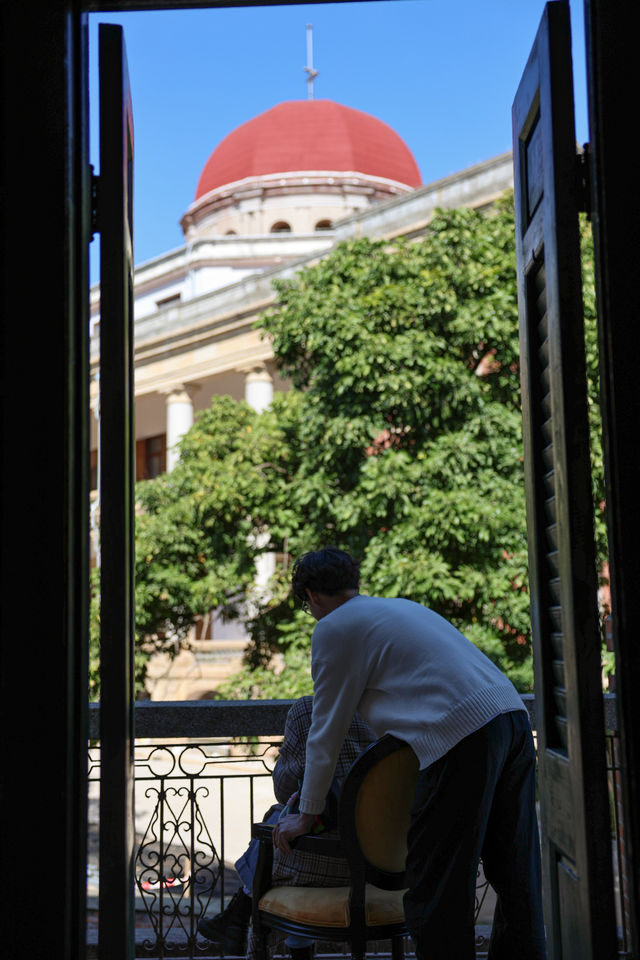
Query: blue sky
89 0 588 278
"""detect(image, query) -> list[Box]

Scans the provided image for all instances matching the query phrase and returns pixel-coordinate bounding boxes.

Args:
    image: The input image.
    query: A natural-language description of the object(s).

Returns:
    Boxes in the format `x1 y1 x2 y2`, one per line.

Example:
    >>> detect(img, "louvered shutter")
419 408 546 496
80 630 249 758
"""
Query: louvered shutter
512 4 616 958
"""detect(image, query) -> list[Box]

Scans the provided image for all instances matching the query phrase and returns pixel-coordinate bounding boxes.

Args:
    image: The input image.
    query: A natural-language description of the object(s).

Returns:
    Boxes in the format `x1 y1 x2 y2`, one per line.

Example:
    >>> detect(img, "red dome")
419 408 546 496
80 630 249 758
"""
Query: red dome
195 100 422 200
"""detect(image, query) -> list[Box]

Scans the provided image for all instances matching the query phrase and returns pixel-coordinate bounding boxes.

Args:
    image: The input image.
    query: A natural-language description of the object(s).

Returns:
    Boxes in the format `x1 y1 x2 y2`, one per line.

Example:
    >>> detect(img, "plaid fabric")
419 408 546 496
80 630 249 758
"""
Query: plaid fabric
272 696 375 802
271 695 376 888
249 697 376 959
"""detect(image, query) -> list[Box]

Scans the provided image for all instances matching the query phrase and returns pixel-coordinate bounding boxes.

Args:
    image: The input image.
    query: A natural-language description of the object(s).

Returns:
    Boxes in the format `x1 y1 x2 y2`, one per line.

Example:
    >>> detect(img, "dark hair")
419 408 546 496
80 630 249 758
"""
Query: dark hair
292 548 360 601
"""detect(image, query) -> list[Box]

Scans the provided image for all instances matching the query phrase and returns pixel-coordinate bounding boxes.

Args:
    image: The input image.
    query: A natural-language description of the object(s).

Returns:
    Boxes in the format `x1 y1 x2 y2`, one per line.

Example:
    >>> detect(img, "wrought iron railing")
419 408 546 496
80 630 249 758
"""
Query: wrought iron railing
86 696 626 959
605 722 631 958
88 700 291 958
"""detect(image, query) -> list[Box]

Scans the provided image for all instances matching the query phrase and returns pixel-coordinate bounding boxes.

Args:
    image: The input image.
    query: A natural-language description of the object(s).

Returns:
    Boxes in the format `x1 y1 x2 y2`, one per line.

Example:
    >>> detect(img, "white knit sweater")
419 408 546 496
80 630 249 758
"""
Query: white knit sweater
299 594 526 815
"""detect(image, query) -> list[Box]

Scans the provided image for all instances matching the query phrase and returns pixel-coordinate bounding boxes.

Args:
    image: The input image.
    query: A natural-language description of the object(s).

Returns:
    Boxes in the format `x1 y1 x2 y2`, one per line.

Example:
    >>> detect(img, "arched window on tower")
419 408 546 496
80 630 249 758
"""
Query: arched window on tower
270 221 291 234
315 219 333 231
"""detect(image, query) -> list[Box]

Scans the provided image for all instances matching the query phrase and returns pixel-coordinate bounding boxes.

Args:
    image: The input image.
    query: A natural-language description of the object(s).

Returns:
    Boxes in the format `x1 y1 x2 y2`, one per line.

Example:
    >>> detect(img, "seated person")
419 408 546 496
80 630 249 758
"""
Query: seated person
198 696 376 957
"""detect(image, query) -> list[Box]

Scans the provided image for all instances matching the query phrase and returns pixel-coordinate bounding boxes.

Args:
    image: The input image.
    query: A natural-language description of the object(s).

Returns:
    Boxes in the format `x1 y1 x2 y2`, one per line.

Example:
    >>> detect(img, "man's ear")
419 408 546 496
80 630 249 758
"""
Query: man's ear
306 588 322 605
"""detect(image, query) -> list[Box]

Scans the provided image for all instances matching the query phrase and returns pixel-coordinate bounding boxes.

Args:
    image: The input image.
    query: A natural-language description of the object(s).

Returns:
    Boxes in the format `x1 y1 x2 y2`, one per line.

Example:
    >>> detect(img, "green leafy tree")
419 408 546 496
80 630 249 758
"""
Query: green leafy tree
92 197 606 699
134 394 302 645
252 198 533 690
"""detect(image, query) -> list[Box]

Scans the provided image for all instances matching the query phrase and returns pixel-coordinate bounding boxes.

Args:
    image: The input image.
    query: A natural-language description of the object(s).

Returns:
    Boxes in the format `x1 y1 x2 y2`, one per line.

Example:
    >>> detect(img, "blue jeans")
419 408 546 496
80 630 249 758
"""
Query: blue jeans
235 805 313 950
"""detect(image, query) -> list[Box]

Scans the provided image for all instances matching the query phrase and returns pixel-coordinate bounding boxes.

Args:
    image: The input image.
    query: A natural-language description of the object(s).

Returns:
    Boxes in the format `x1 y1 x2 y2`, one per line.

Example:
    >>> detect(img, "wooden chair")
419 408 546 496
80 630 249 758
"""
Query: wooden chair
251 735 420 960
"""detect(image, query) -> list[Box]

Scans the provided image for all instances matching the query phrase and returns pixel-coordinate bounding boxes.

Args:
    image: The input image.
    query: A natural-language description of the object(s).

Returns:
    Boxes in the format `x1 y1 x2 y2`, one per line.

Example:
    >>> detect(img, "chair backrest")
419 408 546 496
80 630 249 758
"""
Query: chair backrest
338 734 419 889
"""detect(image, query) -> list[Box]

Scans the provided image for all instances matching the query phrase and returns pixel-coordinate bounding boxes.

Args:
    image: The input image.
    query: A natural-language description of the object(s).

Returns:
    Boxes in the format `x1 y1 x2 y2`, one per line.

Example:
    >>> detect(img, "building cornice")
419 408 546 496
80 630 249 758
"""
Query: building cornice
90 233 336 310
333 151 514 242
181 168 415 231
89 152 515 392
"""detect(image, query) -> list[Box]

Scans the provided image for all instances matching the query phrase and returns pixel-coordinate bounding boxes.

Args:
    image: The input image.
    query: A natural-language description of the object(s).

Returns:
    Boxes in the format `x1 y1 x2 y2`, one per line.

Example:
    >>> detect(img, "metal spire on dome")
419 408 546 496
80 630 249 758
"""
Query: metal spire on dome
304 23 318 100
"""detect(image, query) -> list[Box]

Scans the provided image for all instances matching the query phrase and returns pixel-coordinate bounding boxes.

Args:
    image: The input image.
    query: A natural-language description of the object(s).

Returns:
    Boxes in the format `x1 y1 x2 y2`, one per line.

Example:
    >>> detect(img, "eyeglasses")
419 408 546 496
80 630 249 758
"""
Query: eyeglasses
301 599 311 615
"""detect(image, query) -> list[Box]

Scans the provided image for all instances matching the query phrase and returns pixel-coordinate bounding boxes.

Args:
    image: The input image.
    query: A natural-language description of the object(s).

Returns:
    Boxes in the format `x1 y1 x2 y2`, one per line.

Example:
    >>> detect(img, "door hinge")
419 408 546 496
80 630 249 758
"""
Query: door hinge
91 167 100 239
577 143 592 221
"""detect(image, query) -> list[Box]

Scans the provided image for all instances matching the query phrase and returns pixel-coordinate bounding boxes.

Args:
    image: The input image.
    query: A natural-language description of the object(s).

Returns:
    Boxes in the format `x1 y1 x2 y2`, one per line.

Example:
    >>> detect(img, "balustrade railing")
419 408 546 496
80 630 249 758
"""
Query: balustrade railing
86 696 627 959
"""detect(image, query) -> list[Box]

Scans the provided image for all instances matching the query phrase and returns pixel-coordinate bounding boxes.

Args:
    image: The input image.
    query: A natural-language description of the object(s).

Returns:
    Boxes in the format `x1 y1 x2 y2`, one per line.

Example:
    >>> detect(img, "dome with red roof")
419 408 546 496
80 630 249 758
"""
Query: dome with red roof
195 100 421 199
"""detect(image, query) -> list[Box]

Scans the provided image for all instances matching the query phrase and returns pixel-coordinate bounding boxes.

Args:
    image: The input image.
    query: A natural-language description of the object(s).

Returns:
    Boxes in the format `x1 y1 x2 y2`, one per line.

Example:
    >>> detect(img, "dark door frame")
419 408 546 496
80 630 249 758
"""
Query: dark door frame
584 2 640 950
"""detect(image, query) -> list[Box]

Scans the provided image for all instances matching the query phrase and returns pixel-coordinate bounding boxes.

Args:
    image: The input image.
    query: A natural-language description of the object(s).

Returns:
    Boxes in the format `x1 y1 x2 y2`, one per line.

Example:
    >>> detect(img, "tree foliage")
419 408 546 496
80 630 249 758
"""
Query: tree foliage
90 197 606 699
251 197 534 690
134 394 308 664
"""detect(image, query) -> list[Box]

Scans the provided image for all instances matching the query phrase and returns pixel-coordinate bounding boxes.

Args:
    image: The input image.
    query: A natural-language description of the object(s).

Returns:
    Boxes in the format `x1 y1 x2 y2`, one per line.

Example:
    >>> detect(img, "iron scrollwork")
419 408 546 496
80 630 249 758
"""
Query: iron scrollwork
89 737 282 956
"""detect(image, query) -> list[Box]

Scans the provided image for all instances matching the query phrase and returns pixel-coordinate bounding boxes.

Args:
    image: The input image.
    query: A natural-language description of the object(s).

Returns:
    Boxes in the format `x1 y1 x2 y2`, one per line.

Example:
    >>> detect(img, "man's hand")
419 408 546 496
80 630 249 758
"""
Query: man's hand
272 812 315 855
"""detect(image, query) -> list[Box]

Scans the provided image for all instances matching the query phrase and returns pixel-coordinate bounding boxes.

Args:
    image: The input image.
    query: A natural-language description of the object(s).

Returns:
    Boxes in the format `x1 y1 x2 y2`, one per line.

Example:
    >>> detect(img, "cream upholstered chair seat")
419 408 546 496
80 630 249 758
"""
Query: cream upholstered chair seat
258 882 408 928
252 735 420 960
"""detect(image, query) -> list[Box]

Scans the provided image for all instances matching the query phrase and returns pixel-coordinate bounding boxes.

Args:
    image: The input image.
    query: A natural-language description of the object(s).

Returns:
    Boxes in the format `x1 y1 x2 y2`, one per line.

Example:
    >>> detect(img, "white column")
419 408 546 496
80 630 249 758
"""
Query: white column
244 365 273 413
243 366 276 602
254 531 277 594
165 383 198 471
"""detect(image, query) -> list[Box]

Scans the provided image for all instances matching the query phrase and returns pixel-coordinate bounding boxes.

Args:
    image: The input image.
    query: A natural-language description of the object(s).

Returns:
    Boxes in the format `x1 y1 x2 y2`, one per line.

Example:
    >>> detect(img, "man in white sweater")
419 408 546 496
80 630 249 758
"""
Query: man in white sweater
272 547 546 960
